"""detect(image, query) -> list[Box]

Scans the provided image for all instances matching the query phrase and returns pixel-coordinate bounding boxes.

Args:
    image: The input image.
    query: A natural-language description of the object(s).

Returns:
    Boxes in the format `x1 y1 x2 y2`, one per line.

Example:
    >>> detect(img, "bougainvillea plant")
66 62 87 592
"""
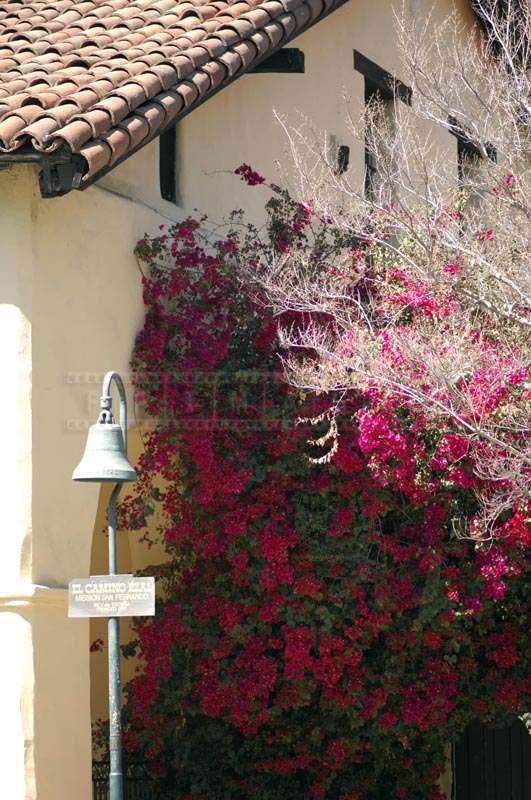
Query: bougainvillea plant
117 174 530 800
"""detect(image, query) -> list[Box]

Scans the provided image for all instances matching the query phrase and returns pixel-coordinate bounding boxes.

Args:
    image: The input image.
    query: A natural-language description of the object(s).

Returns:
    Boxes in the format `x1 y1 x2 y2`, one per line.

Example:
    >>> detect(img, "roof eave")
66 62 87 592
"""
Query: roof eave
0 0 350 199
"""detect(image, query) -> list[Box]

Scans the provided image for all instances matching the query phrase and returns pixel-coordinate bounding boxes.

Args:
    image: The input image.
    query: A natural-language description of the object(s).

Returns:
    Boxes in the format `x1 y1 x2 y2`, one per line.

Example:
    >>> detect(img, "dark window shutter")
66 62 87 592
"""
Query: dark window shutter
454 719 531 800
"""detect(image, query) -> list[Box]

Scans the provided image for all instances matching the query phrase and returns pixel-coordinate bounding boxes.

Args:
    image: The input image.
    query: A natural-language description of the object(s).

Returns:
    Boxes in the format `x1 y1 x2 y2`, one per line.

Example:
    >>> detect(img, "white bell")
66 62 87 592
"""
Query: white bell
72 421 136 483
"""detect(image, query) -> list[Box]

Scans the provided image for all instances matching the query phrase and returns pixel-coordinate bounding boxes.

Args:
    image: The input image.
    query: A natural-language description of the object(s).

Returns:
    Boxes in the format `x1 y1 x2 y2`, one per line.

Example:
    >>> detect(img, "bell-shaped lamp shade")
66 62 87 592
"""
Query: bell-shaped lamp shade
72 421 137 483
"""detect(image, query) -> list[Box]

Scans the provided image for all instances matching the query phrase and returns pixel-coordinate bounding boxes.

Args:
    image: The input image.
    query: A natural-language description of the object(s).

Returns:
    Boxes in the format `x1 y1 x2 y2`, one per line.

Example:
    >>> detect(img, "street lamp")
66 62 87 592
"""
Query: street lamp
73 371 136 800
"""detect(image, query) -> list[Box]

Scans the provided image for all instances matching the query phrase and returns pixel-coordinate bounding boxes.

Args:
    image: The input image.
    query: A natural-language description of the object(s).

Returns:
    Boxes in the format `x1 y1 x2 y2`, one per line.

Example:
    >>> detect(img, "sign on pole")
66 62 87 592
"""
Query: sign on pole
68 575 155 618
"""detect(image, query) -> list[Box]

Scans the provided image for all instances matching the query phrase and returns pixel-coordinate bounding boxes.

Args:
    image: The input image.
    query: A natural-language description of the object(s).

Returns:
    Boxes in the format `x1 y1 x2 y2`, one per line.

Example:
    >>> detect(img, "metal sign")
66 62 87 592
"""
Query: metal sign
68 575 155 618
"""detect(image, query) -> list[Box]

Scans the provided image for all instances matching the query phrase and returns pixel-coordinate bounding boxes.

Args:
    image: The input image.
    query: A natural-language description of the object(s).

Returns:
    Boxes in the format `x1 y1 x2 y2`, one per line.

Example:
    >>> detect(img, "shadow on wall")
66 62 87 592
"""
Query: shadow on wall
88 423 167 744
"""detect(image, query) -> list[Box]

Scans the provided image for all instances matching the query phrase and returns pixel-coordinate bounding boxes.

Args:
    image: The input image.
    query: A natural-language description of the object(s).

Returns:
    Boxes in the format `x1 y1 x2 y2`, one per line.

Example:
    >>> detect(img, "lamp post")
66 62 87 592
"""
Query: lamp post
72 371 136 800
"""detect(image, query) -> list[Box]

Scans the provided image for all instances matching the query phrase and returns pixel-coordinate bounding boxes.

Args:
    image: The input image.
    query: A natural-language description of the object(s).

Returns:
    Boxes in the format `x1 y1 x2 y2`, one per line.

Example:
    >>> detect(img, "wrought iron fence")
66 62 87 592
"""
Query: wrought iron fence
92 761 154 800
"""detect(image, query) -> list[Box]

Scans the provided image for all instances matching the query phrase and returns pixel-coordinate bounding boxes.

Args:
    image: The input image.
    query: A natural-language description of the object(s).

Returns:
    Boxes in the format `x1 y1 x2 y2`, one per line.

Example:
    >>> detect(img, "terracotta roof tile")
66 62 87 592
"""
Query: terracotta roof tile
0 113 27 147
155 88 185 121
23 115 61 147
262 19 285 47
278 12 298 37
232 38 257 67
0 0 348 185
101 126 130 163
183 43 211 66
137 101 166 134
249 28 272 55
74 106 114 136
150 62 180 87
200 59 227 88
93 94 130 124
111 81 149 108
217 48 242 75
306 0 324 21
219 18 255 37
51 116 93 149
241 8 271 26
197 36 226 58
79 138 113 175
169 53 196 78
119 113 150 147
176 78 200 104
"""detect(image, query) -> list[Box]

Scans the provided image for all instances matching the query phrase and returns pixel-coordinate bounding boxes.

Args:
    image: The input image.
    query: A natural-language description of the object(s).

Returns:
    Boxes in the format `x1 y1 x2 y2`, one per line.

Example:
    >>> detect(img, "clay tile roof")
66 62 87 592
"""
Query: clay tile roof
0 0 349 189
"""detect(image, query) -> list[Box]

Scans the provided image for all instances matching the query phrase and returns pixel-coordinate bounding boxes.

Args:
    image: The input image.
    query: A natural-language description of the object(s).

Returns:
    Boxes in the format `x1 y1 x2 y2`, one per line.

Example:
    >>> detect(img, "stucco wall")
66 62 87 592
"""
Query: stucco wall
0 165 180 800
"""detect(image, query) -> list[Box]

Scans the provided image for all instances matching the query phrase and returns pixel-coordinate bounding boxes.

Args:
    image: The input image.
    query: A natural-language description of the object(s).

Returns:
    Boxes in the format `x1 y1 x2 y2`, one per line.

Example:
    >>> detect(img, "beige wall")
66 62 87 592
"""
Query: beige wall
0 2 478 797
0 165 180 799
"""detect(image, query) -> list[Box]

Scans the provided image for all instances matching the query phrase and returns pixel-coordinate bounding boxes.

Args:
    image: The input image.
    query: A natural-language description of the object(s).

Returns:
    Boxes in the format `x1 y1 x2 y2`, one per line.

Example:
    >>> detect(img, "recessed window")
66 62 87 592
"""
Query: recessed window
354 51 411 200
363 78 394 200
449 116 496 209
328 133 351 176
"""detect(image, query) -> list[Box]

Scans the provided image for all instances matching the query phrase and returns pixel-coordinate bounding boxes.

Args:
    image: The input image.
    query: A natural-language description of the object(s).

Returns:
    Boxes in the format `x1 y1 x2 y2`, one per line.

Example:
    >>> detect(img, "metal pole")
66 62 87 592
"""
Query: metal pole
74 370 134 800
100 372 129 800
107 482 123 800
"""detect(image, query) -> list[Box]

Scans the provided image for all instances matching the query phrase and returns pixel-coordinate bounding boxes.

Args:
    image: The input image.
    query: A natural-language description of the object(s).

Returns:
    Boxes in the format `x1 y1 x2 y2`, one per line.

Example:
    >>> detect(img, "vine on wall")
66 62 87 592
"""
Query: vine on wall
118 179 529 800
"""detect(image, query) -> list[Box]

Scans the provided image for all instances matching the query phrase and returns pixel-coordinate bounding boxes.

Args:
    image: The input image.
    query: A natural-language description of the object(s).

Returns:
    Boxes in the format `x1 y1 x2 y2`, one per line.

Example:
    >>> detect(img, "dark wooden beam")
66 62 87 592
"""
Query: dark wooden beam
250 48 305 74
354 50 412 105
0 148 42 163
159 127 177 204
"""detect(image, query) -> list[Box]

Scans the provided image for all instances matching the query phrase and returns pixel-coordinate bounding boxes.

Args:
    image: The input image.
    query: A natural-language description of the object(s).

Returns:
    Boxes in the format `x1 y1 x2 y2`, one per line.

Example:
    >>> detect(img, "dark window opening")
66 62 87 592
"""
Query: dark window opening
448 117 497 214
457 135 481 183
363 79 392 199
336 144 350 175
448 116 497 182
355 51 412 200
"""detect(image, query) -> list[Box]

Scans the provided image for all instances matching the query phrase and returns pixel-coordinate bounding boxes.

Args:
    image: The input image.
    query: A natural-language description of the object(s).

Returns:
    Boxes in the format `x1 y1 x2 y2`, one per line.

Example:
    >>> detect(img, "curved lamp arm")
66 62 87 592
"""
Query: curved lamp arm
98 370 128 452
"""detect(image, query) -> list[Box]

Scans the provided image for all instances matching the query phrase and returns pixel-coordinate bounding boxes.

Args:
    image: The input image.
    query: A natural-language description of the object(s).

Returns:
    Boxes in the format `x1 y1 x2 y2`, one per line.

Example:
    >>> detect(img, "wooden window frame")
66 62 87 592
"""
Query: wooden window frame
447 116 497 183
354 51 412 199
354 50 412 106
